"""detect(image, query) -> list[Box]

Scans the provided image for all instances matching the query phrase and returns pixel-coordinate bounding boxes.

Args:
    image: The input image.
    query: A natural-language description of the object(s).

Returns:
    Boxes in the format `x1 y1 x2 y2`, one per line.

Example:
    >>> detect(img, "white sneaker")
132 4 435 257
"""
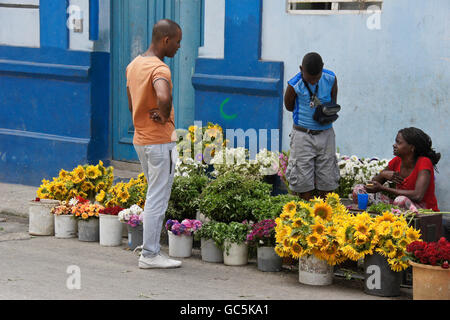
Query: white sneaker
138 253 182 269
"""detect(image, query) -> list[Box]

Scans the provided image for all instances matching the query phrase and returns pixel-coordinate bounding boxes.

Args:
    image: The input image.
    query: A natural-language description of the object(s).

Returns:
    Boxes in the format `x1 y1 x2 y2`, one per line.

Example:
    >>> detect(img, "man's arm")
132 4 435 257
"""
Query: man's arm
284 84 296 112
331 77 338 103
127 86 133 113
151 79 172 124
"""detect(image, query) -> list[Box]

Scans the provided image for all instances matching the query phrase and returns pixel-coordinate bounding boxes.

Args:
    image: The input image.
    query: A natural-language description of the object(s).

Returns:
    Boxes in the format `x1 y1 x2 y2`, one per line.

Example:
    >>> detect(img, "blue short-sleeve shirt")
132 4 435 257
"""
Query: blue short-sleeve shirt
288 69 336 131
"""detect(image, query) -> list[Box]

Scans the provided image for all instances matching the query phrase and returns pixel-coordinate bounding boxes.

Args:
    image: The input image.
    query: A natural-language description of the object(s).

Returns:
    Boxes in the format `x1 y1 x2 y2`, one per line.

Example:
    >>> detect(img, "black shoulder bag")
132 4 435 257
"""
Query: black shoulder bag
302 78 341 125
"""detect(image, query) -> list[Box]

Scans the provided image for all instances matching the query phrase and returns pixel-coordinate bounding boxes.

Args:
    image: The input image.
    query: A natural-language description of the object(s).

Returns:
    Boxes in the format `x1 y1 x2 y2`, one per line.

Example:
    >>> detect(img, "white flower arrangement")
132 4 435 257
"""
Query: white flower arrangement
174 157 208 177
336 153 389 198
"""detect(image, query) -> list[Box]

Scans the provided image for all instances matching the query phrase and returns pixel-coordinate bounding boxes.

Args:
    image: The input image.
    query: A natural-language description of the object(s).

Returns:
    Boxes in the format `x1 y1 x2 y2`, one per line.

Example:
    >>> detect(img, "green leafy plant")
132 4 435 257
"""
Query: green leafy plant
194 221 228 249
223 221 252 255
368 203 401 214
247 194 299 221
166 173 209 221
198 172 272 223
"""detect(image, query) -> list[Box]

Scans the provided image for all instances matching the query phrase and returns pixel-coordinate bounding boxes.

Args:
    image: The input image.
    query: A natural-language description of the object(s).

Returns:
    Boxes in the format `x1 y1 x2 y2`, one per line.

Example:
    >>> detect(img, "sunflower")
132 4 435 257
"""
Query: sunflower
405 227 421 243
355 222 370 236
283 201 297 217
86 165 101 180
312 223 326 236
275 245 289 258
290 243 303 259
398 238 409 249
72 166 86 184
283 237 293 249
375 221 391 237
384 239 397 258
325 192 341 207
95 190 106 203
376 211 395 223
312 203 333 221
95 181 106 192
391 227 403 239
388 258 408 272
118 190 130 203
59 169 70 179
292 217 306 228
342 245 363 261
81 181 95 192
306 233 321 247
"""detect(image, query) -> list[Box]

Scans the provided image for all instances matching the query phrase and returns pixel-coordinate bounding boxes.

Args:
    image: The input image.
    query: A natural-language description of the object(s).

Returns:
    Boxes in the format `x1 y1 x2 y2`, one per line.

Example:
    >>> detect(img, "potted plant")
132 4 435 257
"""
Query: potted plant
165 219 202 258
199 172 272 223
118 205 144 250
194 221 228 263
339 210 420 296
247 219 282 272
28 197 59 236
274 193 348 286
51 200 77 239
71 197 103 242
99 205 124 247
406 237 450 300
223 221 251 266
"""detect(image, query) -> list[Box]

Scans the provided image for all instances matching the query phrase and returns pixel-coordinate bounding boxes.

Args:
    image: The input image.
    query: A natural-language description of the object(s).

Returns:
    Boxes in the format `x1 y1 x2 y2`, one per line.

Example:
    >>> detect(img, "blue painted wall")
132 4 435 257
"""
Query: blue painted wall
0 1 110 187
192 0 284 154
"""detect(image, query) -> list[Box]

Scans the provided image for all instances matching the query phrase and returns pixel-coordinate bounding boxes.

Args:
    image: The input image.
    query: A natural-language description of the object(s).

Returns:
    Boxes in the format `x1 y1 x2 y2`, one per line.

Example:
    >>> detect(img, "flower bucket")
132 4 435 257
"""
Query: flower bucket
363 253 402 297
409 261 450 300
257 247 282 272
78 219 99 242
28 199 59 236
99 214 123 247
127 224 143 251
54 215 77 239
223 241 248 266
201 238 223 263
168 231 193 258
299 255 333 286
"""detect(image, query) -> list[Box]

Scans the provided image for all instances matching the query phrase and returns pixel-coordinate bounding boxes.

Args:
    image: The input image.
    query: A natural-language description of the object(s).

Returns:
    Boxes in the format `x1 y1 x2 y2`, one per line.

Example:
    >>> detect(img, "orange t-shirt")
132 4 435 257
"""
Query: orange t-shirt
126 55 175 146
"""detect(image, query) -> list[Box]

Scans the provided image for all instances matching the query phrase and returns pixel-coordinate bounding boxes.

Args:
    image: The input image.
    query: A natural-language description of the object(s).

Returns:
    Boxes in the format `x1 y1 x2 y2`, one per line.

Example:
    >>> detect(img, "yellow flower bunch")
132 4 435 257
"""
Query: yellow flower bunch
100 173 148 209
274 193 348 266
338 210 421 272
37 161 114 202
176 122 228 163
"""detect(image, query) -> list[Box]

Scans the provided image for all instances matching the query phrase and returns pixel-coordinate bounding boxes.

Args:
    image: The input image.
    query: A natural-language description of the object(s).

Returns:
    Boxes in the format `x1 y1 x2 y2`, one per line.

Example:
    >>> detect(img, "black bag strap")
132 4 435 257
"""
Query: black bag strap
302 77 319 101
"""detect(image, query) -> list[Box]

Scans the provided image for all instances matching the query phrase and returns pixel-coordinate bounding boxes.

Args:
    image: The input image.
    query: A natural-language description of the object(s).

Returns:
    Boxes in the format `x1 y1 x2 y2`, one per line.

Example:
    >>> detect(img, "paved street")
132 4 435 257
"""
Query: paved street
0 211 411 300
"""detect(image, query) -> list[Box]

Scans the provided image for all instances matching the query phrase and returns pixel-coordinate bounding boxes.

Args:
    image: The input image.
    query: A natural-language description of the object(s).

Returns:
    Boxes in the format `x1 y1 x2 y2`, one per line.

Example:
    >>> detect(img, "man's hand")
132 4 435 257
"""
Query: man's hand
149 109 167 124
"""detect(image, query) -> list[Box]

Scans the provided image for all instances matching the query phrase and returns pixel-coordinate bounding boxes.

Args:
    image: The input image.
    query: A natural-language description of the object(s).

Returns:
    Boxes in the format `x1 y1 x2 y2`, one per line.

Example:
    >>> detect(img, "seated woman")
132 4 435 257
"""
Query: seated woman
353 127 441 212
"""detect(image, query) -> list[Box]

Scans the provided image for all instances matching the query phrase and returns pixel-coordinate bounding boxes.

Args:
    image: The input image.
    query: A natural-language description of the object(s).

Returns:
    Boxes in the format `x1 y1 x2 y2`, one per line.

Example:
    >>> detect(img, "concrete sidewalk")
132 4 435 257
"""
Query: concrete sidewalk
0 180 412 300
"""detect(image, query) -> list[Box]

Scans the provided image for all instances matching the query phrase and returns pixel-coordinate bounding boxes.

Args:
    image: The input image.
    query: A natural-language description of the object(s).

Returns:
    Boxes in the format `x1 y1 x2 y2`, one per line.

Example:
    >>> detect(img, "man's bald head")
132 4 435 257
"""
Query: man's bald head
152 19 181 44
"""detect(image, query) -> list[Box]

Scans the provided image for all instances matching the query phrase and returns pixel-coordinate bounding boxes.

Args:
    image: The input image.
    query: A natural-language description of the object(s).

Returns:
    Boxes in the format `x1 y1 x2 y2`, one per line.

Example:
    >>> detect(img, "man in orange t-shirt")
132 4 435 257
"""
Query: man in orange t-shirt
126 19 182 269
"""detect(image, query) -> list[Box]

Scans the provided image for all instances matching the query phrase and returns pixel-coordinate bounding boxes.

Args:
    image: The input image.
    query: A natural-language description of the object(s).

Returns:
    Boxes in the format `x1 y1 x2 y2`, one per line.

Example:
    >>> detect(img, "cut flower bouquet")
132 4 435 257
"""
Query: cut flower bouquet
118 205 144 228
165 219 202 236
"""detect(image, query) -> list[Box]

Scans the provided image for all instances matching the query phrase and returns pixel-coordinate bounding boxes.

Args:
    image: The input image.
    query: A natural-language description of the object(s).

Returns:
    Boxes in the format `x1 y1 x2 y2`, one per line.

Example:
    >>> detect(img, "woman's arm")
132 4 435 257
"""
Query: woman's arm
370 170 431 203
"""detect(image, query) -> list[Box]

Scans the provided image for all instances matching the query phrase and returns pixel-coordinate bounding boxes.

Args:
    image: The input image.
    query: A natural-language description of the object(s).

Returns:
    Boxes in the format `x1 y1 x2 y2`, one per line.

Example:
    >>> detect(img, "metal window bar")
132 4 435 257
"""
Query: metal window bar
287 0 382 14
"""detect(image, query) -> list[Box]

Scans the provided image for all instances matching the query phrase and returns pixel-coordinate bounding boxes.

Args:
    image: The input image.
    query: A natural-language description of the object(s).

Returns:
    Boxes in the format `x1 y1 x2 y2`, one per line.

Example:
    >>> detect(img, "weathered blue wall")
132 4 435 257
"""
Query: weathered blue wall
0 0 110 187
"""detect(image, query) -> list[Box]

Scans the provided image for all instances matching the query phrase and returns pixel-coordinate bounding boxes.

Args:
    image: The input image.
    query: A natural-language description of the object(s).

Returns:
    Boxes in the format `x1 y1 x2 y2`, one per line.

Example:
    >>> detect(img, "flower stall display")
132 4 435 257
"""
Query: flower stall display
118 205 144 250
406 237 450 300
199 172 272 224
165 219 202 258
274 193 348 285
37 161 114 202
222 221 252 266
100 173 147 209
194 221 228 263
71 199 104 242
336 154 389 199
99 206 125 247
246 219 282 272
51 201 77 239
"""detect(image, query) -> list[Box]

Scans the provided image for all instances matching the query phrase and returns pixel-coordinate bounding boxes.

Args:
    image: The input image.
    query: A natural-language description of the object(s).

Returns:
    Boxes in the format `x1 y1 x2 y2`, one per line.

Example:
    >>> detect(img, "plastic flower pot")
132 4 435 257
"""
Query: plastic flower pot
127 224 143 251
363 253 402 297
299 255 333 286
201 238 223 263
257 246 282 272
223 241 248 266
409 260 450 300
99 214 123 247
28 199 59 236
54 215 77 239
168 231 193 258
78 219 99 242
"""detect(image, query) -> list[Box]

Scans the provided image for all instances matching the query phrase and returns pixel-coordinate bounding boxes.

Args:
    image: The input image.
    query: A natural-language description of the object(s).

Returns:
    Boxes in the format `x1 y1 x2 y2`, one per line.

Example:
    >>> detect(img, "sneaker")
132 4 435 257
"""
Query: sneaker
138 253 182 269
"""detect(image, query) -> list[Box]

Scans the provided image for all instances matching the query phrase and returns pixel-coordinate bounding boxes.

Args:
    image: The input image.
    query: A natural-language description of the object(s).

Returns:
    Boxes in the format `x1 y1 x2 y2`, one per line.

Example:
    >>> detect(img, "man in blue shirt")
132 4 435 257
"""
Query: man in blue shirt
284 52 340 201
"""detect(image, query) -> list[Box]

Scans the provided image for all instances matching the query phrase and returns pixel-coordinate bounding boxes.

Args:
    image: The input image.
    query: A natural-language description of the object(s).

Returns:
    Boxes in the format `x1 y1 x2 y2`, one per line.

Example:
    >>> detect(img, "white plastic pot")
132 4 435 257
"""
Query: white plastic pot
201 238 223 263
54 215 77 238
99 214 123 247
168 231 193 258
28 199 59 236
298 255 333 286
223 241 248 266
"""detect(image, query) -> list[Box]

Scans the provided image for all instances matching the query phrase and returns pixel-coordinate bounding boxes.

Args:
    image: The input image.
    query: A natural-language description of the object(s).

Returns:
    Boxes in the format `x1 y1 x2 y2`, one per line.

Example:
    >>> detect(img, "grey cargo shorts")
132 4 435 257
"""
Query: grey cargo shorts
285 127 340 193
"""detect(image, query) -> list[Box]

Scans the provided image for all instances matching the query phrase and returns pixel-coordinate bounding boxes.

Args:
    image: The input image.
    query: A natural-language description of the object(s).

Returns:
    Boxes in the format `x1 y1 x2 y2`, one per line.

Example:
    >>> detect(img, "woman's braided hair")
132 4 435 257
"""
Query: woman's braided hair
399 127 441 169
